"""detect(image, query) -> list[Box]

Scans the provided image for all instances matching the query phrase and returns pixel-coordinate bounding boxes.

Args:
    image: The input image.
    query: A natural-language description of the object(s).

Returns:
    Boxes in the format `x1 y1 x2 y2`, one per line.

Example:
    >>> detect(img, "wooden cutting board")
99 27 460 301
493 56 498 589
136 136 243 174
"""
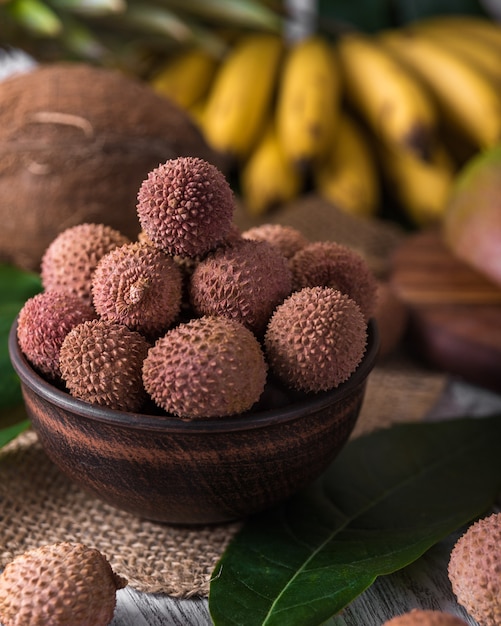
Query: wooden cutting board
389 229 501 392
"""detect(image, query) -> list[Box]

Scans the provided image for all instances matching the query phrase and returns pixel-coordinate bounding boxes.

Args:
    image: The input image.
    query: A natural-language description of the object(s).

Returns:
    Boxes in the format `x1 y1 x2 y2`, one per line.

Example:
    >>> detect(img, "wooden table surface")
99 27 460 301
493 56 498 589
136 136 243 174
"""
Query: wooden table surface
110 379 501 626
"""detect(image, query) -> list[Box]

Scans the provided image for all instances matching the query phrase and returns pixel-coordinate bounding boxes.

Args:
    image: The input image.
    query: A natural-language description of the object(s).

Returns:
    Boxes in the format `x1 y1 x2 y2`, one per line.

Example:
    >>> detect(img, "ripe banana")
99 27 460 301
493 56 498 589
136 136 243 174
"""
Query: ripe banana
379 138 455 227
314 111 380 218
336 32 437 160
411 15 501 51
275 35 341 168
151 47 219 109
186 98 206 128
202 33 283 160
240 122 303 216
378 28 501 149
409 18 501 83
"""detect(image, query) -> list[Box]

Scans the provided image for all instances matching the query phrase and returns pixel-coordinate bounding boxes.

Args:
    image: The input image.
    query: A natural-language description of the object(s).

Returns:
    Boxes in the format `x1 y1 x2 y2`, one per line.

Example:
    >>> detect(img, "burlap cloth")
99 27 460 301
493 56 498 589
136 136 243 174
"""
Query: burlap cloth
0 197 446 598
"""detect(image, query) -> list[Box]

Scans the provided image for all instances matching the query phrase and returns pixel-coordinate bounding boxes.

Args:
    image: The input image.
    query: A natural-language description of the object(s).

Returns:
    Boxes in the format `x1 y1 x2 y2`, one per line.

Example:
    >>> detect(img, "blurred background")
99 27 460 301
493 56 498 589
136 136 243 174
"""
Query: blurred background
1 0 499 226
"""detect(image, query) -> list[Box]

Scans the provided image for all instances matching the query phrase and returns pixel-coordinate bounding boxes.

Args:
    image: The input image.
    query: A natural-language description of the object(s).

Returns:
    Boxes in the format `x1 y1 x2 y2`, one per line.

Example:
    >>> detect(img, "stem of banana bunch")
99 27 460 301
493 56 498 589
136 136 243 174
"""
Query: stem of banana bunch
284 0 318 41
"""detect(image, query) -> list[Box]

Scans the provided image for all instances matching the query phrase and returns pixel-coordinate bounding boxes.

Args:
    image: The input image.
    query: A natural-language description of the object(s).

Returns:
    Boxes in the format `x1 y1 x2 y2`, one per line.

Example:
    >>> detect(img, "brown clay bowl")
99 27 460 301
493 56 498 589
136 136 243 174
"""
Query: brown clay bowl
9 318 379 525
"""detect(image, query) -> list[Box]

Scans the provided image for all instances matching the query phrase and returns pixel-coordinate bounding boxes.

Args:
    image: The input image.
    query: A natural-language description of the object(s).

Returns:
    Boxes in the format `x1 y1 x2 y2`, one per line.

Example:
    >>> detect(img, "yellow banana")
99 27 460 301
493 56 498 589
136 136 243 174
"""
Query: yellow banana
275 35 341 168
336 32 437 160
151 47 219 109
240 122 303 216
314 111 380 218
379 138 455 227
202 33 283 160
410 14 501 51
378 28 501 149
186 98 206 128
408 19 501 82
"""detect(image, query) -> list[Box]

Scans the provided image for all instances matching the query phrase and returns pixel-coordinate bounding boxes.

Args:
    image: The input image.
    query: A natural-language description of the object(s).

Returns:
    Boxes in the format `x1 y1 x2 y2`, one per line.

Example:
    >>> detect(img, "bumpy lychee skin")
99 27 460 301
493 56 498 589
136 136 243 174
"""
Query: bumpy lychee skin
41 223 130 305
0 542 126 626
448 512 501 626
189 239 293 335
143 316 267 419
242 223 309 259
264 286 367 393
382 609 469 625
290 241 378 320
16 291 96 380
92 242 183 337
136 156 235 258
59 319 150 411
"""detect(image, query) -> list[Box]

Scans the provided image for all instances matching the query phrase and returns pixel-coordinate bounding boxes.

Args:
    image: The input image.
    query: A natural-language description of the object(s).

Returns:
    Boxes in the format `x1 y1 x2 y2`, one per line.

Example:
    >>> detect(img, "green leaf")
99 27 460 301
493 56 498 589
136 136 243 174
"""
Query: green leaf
58 13 110 60
47 0 125 16
0 419 30 448
0 264 42 302
0 264 42 410
209 416 501 626
160 0 283 32
122 3 195 41
6 0 63 36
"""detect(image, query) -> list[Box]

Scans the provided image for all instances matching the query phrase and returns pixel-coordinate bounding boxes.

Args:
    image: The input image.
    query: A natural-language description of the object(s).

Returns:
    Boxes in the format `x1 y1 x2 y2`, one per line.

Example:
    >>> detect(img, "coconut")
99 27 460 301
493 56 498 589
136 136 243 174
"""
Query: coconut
0 62 218 271
0 542 126 626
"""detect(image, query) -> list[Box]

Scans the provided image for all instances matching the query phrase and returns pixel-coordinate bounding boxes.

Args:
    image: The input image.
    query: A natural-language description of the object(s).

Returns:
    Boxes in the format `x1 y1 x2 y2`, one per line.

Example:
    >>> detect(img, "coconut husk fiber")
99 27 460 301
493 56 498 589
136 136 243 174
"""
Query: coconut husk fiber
0 62 219 272
0 195 447 597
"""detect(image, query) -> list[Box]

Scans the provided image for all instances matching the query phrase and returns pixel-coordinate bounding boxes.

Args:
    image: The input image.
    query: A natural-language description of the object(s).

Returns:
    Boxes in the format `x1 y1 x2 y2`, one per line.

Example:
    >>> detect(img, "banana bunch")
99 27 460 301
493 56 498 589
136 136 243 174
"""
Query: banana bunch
151 15 501 227
151 47 219 110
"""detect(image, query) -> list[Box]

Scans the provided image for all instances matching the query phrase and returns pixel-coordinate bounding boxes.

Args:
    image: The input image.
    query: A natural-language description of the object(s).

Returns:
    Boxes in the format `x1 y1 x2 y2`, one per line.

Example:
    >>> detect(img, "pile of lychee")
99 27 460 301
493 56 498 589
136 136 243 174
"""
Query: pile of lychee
17 156 378 420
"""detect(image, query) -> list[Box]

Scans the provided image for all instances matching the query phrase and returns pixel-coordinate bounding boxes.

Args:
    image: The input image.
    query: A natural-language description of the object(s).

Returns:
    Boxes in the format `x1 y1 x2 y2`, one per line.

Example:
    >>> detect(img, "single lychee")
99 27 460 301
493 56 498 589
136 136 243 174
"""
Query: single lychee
142 316 267 419
189 238 292 335
16 291 96 380
41 223 130 305
448 512 501 626
59 319 150 411
290 240 378 320
92 242 183 337
264 286 367 393
382 609 469 625
136 156 235 258
241 223 309 259
0 542 126 626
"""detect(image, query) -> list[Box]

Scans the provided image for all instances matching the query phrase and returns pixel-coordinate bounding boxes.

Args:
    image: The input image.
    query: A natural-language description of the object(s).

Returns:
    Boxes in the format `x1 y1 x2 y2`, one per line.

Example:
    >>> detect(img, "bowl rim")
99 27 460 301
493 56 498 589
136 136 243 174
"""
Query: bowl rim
9 316 379 434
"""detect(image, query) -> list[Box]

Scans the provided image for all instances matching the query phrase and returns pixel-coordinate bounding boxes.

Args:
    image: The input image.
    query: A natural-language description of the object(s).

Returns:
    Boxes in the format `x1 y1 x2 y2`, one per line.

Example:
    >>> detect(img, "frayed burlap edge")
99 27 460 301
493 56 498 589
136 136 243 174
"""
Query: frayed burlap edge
0 430 242 598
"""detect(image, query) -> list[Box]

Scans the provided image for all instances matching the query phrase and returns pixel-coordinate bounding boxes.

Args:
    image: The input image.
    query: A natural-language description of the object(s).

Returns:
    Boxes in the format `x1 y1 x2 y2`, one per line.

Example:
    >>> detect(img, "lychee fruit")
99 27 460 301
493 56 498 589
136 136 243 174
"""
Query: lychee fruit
142 316 267 419
189 238 292 335
0 542 126 626
448 512 501 626
136 156 235 258
41 223 130 305
290 240 378 320
382 609 469 625
241 223 309 259
264 286 367 393
16 291 96 380
59 319 150 411
92 241 183 337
